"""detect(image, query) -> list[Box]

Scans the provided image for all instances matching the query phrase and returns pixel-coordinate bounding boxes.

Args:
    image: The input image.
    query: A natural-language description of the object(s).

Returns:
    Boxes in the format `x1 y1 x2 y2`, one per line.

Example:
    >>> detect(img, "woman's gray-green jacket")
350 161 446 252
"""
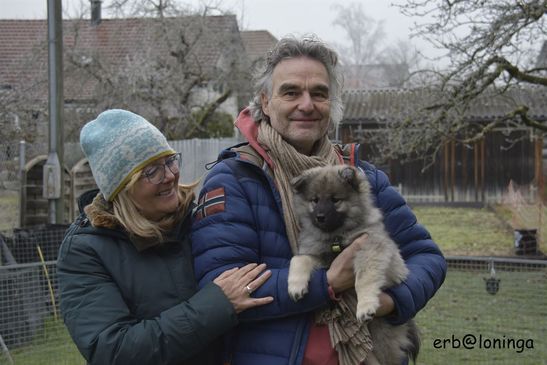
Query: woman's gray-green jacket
57 191 238 365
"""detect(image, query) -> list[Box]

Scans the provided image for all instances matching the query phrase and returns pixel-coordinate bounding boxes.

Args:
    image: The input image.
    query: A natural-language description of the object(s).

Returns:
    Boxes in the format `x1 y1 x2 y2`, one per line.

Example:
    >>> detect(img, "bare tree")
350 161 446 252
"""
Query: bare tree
106 0 192 17
331 2 424 88
382 0 547 162
331 2 386 65
0 38 50 144
66 0 247 140
1 0 247 145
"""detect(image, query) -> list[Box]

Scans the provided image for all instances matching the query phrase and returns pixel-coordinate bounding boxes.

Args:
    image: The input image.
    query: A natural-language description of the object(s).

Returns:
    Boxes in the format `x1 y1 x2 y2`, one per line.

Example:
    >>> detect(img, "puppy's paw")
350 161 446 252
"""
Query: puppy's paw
356 297 380 323
288 279 309 301
356 308 376 323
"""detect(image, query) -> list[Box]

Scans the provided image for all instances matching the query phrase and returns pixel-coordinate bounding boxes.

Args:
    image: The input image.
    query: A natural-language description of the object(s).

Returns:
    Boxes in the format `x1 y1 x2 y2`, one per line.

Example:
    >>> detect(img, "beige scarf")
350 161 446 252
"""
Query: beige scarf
257 121 339 254
257 121 373 365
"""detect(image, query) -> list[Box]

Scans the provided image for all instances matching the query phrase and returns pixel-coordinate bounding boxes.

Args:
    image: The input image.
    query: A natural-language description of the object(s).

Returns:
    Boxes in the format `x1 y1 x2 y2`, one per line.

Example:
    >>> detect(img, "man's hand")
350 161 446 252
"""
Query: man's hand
326 233 396 317
326 233 368 293
376 292 395 317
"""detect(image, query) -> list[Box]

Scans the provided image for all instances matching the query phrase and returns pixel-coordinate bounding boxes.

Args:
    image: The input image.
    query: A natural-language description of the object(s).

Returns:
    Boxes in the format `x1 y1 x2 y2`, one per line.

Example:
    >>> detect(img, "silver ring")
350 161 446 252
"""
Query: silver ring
245 285 253 295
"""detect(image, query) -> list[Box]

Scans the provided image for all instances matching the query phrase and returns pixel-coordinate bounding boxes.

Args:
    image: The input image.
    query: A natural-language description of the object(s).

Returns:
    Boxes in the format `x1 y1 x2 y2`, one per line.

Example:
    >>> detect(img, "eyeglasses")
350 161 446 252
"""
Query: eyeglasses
141 153 182 185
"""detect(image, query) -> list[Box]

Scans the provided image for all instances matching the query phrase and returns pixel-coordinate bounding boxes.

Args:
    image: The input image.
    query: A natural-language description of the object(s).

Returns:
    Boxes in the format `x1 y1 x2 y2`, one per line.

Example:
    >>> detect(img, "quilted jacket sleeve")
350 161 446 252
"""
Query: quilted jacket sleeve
192 161 331 321
57 228 237 365
362 162 447 325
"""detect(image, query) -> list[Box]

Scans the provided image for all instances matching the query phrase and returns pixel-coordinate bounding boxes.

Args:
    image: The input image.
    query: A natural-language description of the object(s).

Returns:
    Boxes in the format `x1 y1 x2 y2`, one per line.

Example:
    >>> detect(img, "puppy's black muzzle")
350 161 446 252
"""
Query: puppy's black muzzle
312 200 345 232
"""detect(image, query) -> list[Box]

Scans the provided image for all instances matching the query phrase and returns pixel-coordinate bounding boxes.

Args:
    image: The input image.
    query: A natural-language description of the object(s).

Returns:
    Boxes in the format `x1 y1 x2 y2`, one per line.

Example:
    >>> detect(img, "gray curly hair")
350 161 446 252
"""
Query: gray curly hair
248 35 344 125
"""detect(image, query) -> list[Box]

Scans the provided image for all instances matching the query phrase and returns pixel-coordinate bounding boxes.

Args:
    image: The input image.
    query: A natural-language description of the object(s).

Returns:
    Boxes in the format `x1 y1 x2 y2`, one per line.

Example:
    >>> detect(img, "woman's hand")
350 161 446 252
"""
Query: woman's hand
326 233 368 293
214 263 274 313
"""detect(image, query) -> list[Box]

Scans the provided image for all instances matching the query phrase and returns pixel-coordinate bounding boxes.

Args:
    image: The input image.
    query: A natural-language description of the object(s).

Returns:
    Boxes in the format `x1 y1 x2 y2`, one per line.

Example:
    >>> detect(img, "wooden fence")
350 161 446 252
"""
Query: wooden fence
354 130 539 203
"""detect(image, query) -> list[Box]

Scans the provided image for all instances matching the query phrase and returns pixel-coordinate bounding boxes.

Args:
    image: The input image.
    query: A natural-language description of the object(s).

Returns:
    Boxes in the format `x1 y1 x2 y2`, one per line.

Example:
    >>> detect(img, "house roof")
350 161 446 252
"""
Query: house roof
240 30 278 63
0 20 46 88
0 15 243 100
342 87 547 125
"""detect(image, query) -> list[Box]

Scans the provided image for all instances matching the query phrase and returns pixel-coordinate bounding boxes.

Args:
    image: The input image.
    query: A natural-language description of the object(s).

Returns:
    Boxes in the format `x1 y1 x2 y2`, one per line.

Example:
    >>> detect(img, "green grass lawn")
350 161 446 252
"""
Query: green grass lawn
0 190 19 231
412 206 546 257
415 269 547 364
409 207 547 364
6 317 85 365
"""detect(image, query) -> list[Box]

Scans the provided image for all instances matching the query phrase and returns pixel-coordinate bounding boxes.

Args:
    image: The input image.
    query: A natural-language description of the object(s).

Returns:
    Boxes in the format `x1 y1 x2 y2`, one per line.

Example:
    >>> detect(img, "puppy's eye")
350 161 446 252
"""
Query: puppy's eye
311 197 319 203
331 197 341 203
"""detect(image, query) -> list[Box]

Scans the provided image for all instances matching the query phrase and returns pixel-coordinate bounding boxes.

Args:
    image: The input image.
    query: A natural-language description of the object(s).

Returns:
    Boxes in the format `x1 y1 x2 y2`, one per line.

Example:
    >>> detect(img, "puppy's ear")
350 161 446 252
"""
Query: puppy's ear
291 174 309 194
339 167 360 191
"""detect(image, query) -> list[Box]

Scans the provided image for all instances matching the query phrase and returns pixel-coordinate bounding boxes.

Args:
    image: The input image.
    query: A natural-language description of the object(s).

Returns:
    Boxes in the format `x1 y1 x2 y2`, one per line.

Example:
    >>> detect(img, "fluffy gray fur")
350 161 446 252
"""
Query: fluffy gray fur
288 165 419 365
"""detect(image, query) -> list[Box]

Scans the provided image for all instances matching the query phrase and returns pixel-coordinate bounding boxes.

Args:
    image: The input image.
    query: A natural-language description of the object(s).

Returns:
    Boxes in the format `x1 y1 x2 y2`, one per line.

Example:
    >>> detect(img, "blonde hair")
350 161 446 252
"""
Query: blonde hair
112 170 197 241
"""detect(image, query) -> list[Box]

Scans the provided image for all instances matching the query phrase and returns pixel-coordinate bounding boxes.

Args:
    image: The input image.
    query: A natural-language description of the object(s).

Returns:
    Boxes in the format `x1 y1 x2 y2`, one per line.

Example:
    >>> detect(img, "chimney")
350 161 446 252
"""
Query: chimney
90 0 102 26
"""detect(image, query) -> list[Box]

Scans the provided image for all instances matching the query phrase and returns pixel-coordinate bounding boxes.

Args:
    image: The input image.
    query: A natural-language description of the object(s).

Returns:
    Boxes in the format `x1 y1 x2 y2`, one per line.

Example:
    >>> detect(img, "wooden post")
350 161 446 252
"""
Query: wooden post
535 134 544 202
474 141 479 202
535 134 544 253
444 143 449 202
462 143 467 200
480 138 485 203
451 141 456 202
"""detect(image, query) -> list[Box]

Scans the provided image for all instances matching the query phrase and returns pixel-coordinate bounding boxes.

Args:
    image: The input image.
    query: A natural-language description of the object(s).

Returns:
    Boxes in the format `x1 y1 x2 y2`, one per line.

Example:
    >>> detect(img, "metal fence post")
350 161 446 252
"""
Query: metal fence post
19 140 25 179
18 140 26 229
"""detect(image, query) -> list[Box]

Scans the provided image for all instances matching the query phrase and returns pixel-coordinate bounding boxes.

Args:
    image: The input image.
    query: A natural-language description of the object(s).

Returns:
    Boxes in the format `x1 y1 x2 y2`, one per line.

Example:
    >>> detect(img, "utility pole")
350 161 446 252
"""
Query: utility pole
44 0 64 224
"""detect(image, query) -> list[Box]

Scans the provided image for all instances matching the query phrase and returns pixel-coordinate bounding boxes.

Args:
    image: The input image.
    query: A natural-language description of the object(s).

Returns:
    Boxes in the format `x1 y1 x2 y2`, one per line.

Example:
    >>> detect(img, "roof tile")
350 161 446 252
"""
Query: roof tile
0 16 242 100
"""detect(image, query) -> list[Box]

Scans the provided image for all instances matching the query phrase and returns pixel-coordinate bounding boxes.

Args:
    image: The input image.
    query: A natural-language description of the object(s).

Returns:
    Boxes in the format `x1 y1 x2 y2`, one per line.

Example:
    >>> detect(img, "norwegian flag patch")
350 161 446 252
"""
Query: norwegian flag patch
194 187 226 221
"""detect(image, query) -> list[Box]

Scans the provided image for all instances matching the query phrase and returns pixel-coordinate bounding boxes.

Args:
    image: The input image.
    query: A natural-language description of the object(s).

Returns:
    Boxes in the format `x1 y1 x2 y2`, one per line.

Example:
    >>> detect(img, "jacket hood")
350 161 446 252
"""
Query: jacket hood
85 192 119 229
235 107 275 169
77 188 122 230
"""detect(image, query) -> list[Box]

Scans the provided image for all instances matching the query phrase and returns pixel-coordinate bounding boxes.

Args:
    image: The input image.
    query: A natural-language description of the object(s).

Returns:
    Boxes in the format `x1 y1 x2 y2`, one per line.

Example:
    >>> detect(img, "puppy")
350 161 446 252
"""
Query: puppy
287 165 419 365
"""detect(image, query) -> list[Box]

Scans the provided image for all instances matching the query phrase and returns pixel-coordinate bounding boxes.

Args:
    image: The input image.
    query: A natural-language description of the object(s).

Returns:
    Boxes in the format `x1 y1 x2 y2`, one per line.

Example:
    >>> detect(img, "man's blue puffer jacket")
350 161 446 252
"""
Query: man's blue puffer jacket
192 144 447 365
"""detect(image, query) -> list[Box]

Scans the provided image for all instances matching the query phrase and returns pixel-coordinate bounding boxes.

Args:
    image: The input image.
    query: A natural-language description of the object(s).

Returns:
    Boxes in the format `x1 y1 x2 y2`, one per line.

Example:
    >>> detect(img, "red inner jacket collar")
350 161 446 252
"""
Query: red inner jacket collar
234 107 276 170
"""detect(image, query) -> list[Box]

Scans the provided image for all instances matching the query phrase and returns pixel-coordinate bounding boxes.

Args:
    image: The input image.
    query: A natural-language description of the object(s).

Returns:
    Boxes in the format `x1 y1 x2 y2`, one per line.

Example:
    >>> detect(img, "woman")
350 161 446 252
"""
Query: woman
57 109 273 365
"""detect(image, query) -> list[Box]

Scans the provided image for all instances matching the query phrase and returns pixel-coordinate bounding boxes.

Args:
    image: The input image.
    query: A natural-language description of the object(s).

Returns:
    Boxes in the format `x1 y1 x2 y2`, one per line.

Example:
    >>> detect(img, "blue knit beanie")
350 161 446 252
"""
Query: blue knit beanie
80 109 175 201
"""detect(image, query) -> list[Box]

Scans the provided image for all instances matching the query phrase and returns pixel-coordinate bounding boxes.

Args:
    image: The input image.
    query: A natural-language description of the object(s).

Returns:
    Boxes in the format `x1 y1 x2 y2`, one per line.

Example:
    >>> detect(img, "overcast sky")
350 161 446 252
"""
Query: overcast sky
1 0 441 62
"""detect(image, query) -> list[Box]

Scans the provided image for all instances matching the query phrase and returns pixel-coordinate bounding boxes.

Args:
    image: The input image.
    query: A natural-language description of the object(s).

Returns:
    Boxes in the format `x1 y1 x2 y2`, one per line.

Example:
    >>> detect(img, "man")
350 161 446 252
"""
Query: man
192 36 446 365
